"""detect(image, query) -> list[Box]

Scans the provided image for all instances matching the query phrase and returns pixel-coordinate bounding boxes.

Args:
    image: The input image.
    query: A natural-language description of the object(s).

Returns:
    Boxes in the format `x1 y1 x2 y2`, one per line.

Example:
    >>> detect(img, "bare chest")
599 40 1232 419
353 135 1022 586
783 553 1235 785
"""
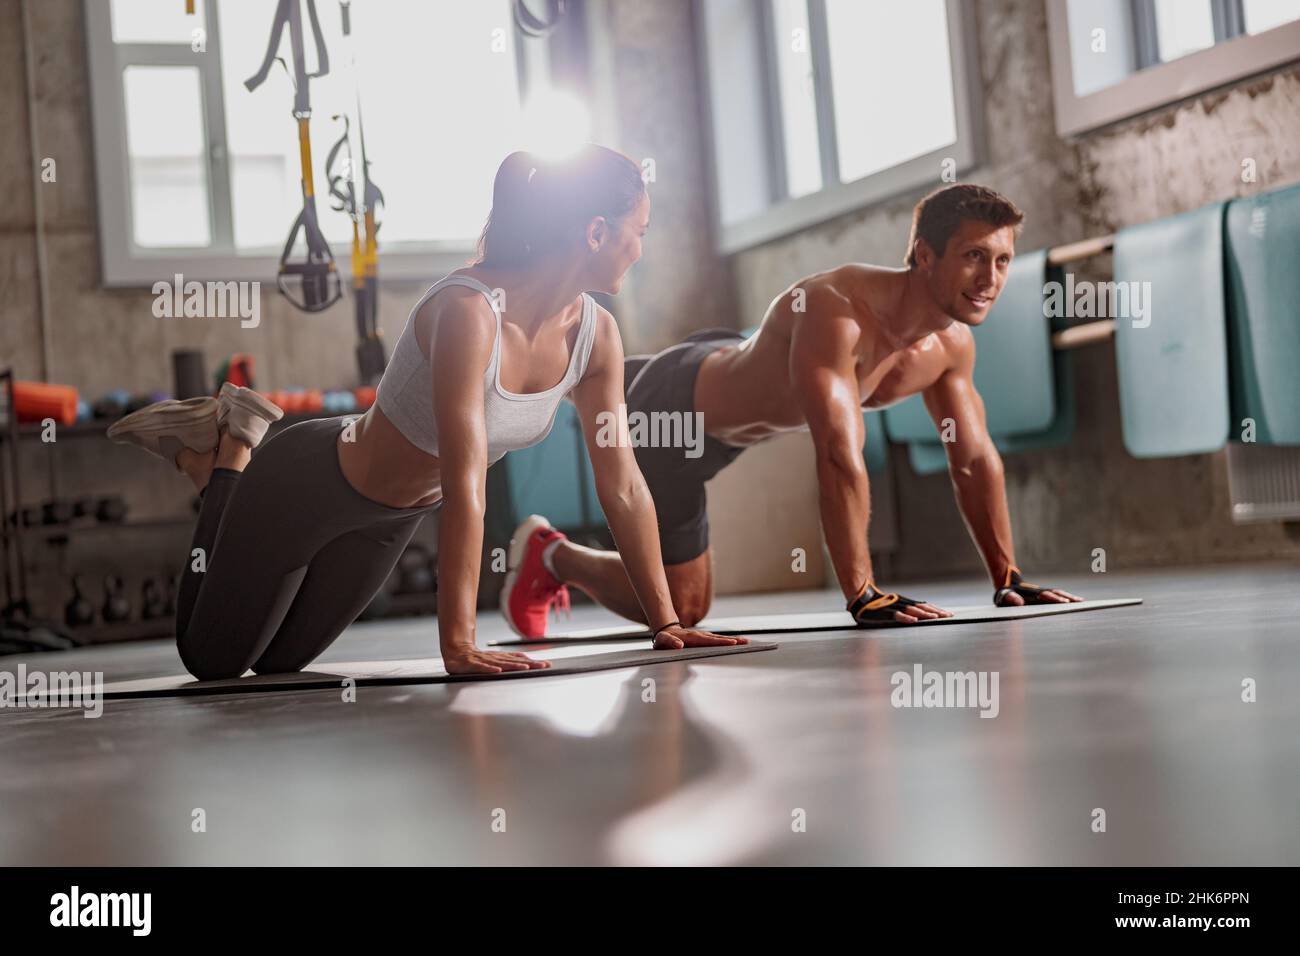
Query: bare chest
859 341 947 411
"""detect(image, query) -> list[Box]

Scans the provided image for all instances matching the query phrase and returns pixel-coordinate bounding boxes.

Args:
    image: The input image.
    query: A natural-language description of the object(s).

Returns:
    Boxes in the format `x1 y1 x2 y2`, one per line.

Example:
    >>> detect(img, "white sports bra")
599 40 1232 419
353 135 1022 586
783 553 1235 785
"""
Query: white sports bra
374 275 599 465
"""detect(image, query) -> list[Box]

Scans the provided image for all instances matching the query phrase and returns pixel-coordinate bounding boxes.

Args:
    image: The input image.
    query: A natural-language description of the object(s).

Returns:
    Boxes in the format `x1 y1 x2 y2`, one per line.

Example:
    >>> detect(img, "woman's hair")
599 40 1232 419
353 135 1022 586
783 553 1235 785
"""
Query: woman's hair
474 145 646 267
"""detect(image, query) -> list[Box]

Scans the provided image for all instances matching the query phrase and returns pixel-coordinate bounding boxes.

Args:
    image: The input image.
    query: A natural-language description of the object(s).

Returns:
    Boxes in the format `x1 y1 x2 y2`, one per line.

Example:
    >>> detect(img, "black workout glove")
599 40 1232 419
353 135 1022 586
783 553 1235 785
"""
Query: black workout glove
847 581 930 625
993 567 1051 606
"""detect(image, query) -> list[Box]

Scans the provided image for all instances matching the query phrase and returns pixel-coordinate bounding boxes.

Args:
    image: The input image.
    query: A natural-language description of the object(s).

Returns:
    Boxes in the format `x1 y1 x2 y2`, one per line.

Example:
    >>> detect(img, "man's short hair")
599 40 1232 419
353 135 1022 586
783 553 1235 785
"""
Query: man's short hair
905 184 1024 267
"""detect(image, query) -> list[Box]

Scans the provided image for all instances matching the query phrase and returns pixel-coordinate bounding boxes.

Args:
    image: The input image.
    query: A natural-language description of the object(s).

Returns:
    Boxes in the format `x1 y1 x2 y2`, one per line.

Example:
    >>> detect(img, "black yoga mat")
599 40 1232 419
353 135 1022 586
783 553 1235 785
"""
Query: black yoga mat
35 641 777 701
491 598 1143 646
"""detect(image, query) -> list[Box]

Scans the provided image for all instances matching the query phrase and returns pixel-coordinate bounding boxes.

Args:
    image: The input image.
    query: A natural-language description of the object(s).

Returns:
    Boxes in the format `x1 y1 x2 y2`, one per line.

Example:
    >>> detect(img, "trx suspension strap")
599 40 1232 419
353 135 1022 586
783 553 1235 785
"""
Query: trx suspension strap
513 0 569 37
245 0 343 313
326 0 387 383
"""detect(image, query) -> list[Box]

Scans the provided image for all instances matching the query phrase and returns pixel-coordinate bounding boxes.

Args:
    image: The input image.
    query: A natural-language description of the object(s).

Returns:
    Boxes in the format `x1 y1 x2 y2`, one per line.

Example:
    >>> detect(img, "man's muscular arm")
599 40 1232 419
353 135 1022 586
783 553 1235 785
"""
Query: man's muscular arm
922 328 1080 605
789 301 944 624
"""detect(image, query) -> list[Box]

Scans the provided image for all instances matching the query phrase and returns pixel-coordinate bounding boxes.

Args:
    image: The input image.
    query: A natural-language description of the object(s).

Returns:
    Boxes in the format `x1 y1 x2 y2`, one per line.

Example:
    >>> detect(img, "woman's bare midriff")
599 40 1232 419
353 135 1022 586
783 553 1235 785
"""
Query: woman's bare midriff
335 406 443 509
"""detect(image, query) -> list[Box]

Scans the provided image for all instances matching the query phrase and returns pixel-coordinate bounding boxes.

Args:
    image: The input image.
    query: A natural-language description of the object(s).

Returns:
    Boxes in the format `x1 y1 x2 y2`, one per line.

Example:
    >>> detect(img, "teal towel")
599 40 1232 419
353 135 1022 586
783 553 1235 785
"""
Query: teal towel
1113 201 1229 458
1225 183 1300 445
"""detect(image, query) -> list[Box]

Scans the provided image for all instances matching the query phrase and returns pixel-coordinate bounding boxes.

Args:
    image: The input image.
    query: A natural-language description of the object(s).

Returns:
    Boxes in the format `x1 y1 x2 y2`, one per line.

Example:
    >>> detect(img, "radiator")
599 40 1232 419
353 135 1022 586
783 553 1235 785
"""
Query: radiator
1226 442 1300 523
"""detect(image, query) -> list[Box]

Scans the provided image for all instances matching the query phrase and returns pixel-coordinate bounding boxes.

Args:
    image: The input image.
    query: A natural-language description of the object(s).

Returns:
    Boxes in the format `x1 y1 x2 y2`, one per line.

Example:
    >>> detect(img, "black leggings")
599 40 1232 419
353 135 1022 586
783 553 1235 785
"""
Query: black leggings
176 416 435 680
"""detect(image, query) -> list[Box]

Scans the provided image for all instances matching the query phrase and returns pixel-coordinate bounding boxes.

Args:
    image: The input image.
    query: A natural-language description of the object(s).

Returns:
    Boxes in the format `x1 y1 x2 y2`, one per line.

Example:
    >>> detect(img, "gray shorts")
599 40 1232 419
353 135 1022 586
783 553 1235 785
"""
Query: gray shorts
624 329 748 565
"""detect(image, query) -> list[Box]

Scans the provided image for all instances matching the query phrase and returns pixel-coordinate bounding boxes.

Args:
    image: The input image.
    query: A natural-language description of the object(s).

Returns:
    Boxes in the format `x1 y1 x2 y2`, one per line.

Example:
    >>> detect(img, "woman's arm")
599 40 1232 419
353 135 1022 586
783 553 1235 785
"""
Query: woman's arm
430 292 549 674
569 308 744 648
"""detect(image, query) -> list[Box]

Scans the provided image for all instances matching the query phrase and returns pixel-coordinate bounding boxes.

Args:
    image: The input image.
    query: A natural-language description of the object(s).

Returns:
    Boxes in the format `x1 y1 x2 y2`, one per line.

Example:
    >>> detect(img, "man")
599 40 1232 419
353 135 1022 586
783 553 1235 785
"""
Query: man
501 184 1081 638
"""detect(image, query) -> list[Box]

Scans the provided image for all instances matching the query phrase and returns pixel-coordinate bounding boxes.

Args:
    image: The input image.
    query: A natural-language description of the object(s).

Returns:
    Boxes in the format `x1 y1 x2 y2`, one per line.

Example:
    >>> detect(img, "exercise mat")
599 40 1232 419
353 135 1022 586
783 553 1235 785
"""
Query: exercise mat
491 598 1143 646
31 642 776 701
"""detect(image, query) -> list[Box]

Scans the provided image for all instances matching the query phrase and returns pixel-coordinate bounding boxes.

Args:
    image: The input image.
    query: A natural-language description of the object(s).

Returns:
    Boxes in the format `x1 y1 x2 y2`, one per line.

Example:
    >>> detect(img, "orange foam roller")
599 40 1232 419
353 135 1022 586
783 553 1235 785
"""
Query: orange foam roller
353 386 376 409
301 389 324 413
13 381 79 426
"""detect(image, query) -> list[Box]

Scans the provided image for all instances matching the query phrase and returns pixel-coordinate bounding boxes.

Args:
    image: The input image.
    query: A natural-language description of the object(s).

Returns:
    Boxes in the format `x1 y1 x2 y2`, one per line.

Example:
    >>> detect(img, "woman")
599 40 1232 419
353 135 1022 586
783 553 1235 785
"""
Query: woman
109 145 743 679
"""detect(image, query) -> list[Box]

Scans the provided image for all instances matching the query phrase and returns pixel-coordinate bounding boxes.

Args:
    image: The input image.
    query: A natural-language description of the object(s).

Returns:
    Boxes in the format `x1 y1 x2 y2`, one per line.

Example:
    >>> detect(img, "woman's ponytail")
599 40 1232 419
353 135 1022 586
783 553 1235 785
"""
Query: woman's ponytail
474 145 645 268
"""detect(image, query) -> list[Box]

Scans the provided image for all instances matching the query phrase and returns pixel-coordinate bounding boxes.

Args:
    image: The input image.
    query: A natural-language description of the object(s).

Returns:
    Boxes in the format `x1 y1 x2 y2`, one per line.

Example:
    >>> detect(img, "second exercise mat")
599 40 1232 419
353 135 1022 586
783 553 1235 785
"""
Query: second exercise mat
492 598 1143 645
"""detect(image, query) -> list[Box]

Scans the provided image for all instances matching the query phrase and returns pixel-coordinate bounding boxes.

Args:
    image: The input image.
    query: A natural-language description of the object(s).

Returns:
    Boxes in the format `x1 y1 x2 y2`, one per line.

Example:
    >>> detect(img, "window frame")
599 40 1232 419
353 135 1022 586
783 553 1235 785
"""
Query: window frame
697 0 985 255
1132 0 1250 71
84 0 554 287
1048 0 1300 137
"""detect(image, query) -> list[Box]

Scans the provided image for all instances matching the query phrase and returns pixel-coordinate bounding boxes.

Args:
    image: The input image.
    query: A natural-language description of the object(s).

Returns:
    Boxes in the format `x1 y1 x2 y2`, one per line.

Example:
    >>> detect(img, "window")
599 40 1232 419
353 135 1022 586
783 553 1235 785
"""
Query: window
1244 0 1300 33
824 0 957 184
122 65 212 247
86 0 586 286
768 0 822 199
1150 0 1217 64
699 0 982 253
1049 0 1300 135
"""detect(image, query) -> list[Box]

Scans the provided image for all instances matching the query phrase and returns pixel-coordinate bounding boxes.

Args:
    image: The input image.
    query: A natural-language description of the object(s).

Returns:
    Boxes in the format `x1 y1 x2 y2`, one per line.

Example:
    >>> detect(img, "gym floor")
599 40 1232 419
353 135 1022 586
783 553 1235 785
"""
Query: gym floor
3 562 1295 866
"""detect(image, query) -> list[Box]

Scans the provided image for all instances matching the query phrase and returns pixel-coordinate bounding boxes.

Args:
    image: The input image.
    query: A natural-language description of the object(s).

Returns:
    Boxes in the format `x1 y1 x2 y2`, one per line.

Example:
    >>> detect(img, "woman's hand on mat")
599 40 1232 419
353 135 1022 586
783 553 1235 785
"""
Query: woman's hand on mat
442 646 551 675
652 624 748 650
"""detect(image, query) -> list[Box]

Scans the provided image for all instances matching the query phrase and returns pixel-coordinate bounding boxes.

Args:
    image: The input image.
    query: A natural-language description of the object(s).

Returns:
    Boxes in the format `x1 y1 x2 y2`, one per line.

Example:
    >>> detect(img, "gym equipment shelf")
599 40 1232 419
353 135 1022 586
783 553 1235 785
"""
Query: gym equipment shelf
10 518 195 543
0 408 358 442
0 376 400 649
66 617 176 646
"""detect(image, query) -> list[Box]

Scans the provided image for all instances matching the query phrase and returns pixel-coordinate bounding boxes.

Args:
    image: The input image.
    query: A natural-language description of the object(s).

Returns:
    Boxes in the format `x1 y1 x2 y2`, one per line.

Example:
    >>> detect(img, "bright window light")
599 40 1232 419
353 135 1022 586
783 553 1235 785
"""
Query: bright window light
122 65 211 247
1243 0 1300 33
1153 0 1216 63
826 0 956 184
519 88 593 161
769 0 823 198
111 0 206 44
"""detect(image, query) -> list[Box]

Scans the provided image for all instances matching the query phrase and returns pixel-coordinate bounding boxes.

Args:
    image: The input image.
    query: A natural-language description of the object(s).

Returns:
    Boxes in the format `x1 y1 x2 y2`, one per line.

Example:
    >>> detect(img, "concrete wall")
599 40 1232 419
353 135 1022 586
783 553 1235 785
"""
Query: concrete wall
594 0 739 351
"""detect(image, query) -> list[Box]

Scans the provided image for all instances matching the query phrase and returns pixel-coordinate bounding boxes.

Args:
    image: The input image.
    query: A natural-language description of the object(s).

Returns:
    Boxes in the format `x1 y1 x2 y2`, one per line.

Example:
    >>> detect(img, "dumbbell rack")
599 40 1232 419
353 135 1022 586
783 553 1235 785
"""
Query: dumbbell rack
1 373 440 645
0 368 192 644
0 369 32 624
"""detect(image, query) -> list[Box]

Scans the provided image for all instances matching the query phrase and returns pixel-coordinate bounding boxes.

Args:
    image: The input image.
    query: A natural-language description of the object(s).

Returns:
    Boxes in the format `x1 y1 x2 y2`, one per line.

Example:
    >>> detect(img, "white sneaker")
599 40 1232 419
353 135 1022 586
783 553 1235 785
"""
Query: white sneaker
217 382 284 448
106 397 219 466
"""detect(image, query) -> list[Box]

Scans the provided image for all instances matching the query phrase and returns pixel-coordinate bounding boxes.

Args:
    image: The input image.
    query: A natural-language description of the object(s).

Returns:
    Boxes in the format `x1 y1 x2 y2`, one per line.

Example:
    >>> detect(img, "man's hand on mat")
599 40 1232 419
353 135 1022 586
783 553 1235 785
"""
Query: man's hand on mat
652 624 748 650
889 599 952 624
848 582 953 625
442 647 552 675
993 568 1082 607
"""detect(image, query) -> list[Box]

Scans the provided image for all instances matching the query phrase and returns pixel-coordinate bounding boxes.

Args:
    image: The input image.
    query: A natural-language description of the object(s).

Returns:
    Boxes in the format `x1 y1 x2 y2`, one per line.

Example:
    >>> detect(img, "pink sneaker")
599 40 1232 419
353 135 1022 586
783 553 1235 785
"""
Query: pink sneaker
500 515 571 639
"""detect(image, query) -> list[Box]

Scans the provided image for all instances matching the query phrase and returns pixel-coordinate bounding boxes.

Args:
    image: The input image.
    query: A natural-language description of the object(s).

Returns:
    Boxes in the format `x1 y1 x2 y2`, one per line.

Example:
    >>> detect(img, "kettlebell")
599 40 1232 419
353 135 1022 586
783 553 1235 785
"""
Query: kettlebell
42 499 74 526
163 573 178 617
395 544 434 595
102 574 131 623
64 575 96 628
96 495 128 524
360 570 397 620
141 577 167 620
